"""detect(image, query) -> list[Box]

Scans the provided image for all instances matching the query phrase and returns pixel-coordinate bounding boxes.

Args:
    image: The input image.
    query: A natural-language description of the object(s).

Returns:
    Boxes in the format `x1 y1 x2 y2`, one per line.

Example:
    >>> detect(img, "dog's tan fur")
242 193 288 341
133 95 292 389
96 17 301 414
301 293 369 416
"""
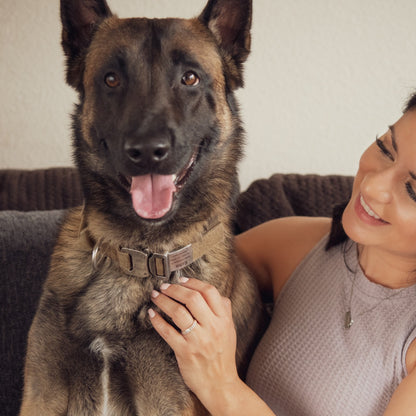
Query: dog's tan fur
20 1 264 414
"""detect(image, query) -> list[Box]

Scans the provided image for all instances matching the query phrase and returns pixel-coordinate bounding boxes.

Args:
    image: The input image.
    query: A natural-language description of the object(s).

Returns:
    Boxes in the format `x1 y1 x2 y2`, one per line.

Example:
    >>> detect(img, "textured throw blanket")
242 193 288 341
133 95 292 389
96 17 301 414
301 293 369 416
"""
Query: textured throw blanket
0 168 83 211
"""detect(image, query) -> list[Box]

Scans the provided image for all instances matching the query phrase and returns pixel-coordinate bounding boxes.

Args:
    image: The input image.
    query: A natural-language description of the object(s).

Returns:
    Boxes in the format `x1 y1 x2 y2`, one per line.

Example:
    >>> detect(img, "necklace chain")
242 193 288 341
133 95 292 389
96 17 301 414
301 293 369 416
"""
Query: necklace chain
344 271 406 329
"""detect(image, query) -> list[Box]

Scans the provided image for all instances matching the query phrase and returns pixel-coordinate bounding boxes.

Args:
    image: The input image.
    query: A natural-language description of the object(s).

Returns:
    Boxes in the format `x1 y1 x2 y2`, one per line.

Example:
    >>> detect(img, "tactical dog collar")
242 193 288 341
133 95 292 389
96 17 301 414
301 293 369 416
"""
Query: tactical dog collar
80 220 225 280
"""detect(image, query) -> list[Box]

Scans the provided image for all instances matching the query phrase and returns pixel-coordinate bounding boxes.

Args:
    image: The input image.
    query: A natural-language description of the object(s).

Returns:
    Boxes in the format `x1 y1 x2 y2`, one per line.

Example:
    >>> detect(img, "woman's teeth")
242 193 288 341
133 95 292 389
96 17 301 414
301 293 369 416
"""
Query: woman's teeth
360 195 381 220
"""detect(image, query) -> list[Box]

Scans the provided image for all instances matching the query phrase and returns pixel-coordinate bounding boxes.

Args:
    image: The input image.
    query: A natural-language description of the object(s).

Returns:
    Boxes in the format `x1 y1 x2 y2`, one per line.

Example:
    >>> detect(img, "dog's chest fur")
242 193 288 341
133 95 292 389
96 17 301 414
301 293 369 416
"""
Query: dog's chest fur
49 213 222 414
60 266 195 414
65 333 193 415
69 335 191 415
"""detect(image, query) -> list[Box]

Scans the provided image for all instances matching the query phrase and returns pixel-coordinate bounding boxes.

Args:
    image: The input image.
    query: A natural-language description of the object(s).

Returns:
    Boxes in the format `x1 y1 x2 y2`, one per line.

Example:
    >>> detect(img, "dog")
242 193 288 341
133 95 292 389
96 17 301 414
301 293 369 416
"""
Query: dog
20 0 264 414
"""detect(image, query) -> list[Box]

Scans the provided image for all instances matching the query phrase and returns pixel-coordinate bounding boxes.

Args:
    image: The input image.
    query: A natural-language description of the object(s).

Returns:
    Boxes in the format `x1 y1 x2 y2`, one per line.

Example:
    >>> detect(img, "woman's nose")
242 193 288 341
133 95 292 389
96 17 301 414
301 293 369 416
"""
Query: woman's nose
360 168 394 204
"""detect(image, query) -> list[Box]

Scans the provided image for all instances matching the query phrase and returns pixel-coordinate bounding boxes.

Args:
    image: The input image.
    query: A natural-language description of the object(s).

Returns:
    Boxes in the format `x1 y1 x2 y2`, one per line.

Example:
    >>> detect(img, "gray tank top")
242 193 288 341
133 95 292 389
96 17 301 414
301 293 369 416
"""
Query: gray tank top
246 235 416 416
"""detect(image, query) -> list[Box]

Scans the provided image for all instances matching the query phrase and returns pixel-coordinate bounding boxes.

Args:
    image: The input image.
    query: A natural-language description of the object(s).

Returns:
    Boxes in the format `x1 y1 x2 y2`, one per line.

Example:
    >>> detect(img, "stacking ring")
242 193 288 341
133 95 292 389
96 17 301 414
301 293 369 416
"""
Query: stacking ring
181 319 197 336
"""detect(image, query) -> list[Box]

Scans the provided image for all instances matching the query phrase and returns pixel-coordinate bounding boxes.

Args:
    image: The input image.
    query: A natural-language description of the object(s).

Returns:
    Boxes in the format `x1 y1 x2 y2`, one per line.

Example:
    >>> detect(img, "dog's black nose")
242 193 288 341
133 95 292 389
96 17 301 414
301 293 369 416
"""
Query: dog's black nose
125 140 170 165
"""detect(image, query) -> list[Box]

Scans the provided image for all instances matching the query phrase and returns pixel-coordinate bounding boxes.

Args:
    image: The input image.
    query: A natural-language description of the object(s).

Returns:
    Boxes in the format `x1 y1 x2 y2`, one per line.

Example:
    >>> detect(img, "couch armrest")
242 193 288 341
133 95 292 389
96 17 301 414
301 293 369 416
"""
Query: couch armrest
0 168 82 211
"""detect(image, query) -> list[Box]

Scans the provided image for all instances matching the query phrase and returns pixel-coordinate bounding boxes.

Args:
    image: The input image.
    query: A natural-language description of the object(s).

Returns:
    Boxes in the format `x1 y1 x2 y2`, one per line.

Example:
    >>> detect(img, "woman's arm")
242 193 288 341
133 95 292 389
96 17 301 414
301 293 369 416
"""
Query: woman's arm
383 367 416 415
383 340 416 415
148 278 276 416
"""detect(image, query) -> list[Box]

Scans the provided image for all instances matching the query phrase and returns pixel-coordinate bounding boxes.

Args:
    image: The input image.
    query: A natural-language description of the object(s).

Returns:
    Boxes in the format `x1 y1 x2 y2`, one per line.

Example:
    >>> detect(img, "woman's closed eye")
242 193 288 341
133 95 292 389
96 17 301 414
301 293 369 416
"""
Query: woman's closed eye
376 137 394 161
406 182 416 203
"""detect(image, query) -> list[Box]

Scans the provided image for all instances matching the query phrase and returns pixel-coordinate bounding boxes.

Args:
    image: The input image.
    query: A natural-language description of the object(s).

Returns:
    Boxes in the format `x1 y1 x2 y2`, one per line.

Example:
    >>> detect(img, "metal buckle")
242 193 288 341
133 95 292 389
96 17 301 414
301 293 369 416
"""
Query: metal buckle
120 244 194 279
148 253 170 279
147 245 193 279
120 247 149 277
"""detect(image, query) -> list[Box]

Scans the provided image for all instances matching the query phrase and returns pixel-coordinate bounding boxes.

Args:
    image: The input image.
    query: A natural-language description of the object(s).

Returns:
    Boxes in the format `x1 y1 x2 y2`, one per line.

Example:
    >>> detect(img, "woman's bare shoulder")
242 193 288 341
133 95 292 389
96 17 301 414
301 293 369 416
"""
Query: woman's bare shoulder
265 216 331 244
236 217 332 298
267 216 332 297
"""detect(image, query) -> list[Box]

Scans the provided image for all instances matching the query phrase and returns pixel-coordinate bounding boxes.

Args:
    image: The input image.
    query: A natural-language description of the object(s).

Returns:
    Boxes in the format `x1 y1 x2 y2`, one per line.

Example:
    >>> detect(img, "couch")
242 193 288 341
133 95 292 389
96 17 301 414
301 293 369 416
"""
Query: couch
0 168 353 416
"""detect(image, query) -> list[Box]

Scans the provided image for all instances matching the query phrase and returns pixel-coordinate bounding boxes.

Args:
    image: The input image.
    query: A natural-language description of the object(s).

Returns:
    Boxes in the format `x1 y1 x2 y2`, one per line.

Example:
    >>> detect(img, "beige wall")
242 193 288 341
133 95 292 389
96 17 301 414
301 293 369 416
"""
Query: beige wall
2 0 416 190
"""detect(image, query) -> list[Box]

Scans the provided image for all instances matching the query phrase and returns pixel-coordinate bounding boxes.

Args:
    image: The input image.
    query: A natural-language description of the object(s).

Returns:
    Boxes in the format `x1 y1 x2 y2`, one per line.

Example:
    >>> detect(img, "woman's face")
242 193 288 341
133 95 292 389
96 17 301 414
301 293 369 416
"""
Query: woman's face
342 109 416 258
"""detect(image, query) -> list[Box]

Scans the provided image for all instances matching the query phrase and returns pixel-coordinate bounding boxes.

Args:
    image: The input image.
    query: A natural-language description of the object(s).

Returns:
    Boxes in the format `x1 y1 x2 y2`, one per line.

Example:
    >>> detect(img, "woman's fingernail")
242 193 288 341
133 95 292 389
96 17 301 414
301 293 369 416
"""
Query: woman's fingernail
179 277 189 283
148 308 156 318
160 283 171 291
151 290 160 298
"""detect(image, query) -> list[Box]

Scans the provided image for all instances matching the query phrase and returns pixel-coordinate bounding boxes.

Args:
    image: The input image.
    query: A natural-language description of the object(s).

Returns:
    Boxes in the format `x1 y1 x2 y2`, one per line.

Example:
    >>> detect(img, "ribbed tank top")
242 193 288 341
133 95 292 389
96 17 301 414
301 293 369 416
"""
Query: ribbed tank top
246 234 416 416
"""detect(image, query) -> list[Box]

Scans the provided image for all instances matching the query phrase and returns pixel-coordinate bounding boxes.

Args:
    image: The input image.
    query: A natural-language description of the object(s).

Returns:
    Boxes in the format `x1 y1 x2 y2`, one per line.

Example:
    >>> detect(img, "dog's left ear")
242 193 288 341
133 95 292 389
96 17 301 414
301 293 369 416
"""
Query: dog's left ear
199 0 252 88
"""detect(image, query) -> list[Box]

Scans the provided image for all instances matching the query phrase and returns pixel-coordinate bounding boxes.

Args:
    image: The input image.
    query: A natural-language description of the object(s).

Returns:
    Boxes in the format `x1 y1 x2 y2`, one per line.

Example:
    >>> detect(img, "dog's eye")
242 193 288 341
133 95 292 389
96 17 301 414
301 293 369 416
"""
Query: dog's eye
181 71 200 87
104 73 121 88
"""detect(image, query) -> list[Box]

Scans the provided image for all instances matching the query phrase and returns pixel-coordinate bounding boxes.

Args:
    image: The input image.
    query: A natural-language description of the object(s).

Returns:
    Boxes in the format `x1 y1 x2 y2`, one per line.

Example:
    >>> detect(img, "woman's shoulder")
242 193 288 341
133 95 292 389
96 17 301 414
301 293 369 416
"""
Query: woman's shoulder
263 217 332 295
263 215 332 240
240 216 331 255
236 216 332 299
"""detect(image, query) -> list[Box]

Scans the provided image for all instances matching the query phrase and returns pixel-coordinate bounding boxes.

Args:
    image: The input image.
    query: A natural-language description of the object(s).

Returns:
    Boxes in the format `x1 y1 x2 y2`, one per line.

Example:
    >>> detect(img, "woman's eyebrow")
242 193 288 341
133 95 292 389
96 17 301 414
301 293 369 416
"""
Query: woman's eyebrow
388 125 398 152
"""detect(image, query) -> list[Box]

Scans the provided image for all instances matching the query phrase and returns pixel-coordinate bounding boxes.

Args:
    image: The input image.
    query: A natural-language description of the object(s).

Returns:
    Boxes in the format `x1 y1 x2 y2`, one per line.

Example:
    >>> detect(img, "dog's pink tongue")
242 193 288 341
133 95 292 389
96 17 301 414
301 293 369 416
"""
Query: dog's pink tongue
130 174 176 219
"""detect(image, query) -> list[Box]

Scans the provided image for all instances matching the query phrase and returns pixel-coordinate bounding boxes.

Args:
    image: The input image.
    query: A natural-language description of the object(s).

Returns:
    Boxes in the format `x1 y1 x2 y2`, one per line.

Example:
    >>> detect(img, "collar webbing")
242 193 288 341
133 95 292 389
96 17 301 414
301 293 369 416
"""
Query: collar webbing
80 221 225 280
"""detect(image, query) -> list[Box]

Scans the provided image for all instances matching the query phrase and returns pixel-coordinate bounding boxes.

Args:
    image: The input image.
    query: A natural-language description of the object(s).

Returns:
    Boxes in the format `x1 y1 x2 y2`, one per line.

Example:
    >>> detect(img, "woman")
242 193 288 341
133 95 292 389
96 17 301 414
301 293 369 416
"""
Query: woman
148 95 416 415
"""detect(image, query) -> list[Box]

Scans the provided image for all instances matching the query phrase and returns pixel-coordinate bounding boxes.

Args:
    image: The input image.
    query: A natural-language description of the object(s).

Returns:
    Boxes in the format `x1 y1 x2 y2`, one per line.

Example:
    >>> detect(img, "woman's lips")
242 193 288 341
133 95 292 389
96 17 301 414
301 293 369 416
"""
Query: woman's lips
354 194 389 225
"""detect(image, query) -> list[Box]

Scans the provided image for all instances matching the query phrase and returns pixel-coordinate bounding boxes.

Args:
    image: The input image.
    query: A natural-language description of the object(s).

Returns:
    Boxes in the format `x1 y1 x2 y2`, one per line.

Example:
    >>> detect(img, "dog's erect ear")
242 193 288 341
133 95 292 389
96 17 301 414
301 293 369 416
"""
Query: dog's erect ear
60 0 112 91
199 0 252 88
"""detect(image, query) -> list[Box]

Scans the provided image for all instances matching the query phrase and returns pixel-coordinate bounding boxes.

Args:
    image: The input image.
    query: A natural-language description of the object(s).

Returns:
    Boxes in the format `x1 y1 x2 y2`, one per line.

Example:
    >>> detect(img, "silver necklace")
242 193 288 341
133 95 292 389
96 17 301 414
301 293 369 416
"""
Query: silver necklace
344 271 405 330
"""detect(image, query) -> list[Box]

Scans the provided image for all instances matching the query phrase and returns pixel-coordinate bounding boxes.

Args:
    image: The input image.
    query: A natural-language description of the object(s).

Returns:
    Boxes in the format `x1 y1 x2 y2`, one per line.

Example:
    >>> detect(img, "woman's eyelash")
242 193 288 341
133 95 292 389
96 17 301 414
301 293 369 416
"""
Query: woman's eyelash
406 182 416 203
374 135 416 204
376 137 394 161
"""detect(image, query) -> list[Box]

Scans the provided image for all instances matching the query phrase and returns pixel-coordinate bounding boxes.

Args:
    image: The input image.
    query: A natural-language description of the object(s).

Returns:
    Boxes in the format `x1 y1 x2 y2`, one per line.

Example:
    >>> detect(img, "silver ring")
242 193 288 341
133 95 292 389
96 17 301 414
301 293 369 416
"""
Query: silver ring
181 319 197 336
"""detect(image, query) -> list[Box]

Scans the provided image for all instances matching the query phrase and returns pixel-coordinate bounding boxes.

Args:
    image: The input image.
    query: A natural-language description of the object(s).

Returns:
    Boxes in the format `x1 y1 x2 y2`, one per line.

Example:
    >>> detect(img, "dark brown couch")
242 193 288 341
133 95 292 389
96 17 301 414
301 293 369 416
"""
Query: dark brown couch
0 168 353 416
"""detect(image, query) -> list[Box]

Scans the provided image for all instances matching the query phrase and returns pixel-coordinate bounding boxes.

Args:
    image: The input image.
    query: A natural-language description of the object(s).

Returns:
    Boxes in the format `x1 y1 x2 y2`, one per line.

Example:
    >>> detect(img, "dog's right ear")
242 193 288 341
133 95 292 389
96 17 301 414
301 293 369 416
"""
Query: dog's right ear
60 0 112 91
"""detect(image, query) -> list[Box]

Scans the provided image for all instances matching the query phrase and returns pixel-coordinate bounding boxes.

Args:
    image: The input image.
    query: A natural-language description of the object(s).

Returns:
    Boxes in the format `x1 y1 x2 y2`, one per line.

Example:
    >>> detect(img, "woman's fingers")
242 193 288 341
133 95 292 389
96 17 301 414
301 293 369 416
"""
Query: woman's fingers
150 278 233 342
148 308 187 349
178 278 232 318
151 288 199 333
156 278 231 324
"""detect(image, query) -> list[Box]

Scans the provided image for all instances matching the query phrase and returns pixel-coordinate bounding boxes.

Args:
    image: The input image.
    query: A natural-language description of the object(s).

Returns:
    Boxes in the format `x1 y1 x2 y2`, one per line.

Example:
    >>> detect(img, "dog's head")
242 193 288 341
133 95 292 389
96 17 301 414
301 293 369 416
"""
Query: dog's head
61 0 252 234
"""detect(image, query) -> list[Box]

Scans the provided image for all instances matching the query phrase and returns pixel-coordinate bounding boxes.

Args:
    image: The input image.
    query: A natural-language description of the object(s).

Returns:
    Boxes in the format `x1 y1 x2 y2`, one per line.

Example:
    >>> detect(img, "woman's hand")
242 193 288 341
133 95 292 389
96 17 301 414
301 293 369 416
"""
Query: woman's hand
148 277 276 415
148 277 240 410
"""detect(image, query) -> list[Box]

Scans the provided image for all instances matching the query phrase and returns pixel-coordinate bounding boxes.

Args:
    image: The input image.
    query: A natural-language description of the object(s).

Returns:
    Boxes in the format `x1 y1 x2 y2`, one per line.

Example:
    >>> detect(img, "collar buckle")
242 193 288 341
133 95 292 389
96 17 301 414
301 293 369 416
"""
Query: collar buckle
148 252 171 279
146 244 194 279
120 247 149 277
120 244 194 279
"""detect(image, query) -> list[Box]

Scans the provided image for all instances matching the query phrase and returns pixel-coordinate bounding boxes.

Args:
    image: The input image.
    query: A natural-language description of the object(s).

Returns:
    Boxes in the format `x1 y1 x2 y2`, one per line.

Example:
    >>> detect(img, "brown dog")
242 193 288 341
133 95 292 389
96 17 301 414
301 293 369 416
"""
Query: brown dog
20 0 264 414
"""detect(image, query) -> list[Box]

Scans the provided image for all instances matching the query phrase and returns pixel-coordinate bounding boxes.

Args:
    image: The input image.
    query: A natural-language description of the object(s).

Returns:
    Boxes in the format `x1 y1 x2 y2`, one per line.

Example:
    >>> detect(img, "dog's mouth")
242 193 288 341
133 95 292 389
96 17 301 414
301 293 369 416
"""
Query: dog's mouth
120 146 199 220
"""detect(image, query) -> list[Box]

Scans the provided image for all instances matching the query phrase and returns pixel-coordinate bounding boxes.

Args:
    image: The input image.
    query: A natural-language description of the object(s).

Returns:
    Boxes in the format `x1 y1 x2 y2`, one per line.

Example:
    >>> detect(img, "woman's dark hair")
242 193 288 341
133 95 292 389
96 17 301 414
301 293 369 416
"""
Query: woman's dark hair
326 92 416 251
325 201 349 250
404 92 416 112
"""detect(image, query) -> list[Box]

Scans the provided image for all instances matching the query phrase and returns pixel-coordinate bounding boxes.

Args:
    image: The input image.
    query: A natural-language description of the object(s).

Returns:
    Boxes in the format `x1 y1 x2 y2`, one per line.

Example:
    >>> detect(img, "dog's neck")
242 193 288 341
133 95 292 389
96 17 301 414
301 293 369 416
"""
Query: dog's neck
78 212 225 280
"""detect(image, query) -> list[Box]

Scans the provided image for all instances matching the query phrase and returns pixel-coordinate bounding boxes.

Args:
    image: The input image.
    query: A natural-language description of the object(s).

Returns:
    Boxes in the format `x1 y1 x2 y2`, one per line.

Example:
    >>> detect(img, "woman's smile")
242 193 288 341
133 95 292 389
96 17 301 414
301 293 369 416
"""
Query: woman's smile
354 193 389 225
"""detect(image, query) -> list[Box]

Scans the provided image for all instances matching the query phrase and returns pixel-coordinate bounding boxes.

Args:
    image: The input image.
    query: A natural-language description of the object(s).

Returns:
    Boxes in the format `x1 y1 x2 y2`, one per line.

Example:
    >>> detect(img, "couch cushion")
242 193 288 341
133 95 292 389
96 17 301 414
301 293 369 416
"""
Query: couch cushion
0 210 65 415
